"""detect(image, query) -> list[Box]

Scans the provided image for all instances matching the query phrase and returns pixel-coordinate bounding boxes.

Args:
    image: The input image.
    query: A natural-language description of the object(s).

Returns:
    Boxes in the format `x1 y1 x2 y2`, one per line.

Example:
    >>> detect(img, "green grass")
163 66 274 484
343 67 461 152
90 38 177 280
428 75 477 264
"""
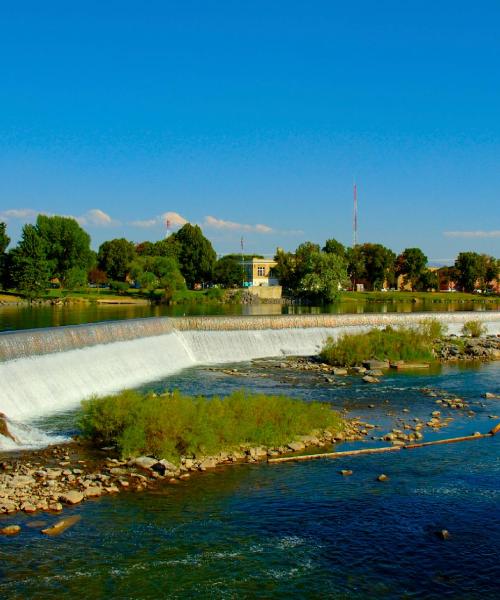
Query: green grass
79 389 344 462
338 291 498 303
319 321 446 366
462 320 487 337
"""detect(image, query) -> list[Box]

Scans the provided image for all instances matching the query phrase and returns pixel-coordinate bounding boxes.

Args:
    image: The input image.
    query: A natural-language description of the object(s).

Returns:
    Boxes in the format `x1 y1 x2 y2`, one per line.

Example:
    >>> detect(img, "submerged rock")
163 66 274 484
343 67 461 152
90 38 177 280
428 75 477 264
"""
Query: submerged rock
0 524 21 535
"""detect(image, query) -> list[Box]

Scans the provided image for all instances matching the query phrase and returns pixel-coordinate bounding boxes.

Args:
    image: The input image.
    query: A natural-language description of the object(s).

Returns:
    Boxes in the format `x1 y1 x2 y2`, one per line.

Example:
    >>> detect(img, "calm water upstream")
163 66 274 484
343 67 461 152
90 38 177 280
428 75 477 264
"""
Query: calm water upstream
1 361 500 598
0 299 498 332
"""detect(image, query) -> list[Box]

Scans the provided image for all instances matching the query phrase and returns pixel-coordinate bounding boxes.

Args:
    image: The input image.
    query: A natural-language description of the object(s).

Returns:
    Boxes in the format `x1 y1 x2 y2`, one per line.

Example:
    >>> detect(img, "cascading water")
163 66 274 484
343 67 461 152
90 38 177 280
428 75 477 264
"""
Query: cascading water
0 312 499 449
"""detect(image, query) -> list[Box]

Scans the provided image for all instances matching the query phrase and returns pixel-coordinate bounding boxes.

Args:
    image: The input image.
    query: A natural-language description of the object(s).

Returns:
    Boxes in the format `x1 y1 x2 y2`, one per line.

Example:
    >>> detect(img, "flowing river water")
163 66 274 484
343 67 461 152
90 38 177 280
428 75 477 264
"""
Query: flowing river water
0 311 499 598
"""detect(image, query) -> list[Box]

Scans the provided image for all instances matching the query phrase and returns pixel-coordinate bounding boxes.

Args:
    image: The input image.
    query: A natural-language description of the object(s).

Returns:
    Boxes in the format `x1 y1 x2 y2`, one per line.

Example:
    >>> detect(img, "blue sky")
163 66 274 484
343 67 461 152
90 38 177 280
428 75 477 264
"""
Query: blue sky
1 1 499 262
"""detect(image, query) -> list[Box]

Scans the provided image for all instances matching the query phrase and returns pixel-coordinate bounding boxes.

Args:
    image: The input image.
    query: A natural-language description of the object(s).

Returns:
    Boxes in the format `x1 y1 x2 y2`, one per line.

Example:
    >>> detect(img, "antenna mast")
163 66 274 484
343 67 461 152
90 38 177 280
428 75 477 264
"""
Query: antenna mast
353 183 358 247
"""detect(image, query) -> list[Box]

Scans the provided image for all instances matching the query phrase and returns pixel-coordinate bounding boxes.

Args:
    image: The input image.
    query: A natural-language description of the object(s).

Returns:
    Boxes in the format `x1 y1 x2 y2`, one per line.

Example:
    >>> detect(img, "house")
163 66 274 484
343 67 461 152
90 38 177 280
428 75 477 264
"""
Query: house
242 258 279 287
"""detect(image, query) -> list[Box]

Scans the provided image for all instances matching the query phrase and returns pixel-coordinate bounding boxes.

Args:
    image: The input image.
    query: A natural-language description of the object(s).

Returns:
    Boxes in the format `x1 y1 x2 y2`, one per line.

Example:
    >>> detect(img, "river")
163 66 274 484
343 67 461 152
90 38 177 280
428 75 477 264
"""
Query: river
1 361 499 598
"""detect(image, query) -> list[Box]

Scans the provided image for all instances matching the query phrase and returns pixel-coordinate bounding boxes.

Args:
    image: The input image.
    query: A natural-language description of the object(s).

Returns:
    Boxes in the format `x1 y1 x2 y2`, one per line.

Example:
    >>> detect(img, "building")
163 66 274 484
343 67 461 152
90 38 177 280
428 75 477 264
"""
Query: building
242 257 279 287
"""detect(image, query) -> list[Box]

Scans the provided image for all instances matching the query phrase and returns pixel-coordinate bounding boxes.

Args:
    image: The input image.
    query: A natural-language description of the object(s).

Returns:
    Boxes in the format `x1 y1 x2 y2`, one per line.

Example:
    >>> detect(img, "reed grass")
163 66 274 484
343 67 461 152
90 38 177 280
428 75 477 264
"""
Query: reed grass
320 321 446 366
79 390 343 462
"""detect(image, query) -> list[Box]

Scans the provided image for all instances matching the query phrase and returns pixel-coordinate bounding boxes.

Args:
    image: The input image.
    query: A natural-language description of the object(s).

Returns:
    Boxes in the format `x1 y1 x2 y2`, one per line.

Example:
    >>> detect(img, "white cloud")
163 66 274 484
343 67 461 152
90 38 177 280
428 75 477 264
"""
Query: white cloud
444 230 500 238
204 215 273 234
0 207 117 227
162 211 188 228
0 208 39 221
80 208 116 227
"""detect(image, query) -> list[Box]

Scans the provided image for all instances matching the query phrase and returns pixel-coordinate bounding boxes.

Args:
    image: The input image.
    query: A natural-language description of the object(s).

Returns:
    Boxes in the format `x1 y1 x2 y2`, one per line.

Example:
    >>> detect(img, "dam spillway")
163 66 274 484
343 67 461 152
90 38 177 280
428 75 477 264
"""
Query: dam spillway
0 311 499 422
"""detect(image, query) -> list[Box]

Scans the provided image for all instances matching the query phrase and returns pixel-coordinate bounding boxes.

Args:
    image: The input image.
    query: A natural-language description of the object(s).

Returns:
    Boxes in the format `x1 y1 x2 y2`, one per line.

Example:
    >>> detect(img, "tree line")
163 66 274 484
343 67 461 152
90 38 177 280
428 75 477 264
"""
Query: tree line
273 239 499 300
0 217 498 301
0 216 244 300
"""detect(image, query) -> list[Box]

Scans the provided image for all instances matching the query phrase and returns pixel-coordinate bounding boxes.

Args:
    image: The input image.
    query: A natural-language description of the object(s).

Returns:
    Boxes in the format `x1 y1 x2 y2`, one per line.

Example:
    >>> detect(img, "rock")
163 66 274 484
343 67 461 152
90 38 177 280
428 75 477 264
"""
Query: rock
287 441 306 452
109 465 127 477
490 423 500 435
0 524 21 535
21 502 37 513
377 474 389 482
59 490 84 505
333 368 348 376
198 457 218 470
437 529 450 540
248 447 268 459
483 392 499 399
339 469 353 476
41 515 81 536
128 456 158 471
0 501 18 513
363 360 389 370
84 487 102 498
363 375 380 384
365 369 383 377
0 412 17 443
48 502 63 511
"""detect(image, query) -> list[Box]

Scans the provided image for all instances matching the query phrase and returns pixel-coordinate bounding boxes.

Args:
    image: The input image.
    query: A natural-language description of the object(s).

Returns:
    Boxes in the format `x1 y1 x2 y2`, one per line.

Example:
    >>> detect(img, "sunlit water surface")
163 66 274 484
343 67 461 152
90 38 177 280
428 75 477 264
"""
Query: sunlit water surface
1 361 500 599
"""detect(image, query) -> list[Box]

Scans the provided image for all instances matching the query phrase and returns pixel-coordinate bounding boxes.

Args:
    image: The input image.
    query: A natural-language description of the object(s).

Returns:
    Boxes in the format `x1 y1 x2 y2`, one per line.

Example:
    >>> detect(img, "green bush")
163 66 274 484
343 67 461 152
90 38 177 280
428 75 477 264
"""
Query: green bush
319 323 440 366
79 390 343 462
462 320 487 338
109 280 130 294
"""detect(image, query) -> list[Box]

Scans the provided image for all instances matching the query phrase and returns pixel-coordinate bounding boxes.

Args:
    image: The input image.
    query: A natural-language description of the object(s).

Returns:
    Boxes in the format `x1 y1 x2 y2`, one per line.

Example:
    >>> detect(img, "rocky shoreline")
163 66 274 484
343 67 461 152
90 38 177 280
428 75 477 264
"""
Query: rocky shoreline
1 420 369 525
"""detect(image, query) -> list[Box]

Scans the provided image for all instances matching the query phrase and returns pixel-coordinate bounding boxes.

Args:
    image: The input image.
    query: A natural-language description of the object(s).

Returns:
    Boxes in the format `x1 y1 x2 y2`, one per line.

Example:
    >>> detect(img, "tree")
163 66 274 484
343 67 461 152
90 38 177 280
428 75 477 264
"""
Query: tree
454 252 485 292
322 238 346 259
0 222 10 288
172 224 216 288
395 247 428 291
300 252 348 302
415 269 438 291
214 256 245 287
129 255 186 297
9 224 51 300
98 238 136 281
482 255 499 289
273 242 348 302
349 243 396 290
35 215 94 283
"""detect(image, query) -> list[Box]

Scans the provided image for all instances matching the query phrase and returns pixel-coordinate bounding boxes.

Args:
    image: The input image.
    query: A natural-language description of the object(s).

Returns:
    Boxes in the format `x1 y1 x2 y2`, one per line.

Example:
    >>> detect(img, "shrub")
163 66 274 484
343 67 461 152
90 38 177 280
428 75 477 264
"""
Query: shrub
79 390 343 462
109 280 130 294
320 323 440 366
462 320 487 338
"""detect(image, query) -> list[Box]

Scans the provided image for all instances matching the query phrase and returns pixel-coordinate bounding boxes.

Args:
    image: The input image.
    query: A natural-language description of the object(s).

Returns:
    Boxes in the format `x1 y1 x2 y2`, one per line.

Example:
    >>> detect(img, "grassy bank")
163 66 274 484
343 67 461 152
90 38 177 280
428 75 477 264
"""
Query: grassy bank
320 321 445 366
338 291 498 303
79 390 343 462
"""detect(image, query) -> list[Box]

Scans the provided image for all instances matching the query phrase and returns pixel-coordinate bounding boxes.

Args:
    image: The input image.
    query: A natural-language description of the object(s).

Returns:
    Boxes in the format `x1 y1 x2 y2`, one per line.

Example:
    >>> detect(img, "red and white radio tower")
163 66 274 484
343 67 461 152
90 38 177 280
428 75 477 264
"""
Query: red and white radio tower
353 182 358 247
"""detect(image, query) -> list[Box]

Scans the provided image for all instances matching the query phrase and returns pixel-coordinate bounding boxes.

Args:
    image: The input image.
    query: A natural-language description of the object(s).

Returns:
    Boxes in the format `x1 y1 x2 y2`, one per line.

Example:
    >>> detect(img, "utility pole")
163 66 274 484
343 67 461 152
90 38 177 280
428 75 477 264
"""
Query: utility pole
241 236 245 288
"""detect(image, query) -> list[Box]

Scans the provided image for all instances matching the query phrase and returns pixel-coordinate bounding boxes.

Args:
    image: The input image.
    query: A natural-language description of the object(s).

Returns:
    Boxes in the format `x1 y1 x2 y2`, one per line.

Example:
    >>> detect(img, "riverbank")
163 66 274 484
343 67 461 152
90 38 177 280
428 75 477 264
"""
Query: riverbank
0 420 361 520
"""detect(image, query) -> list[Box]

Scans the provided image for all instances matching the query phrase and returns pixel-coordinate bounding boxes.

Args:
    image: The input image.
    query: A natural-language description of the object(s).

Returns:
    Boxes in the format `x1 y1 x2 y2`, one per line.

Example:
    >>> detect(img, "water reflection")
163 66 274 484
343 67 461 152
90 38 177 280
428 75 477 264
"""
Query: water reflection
0 298 497 332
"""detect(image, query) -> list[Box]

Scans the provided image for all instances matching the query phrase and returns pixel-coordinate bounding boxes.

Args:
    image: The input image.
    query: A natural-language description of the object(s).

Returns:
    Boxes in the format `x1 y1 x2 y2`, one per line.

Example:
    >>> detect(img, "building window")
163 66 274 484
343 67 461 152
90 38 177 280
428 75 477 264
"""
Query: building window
257 266 266 276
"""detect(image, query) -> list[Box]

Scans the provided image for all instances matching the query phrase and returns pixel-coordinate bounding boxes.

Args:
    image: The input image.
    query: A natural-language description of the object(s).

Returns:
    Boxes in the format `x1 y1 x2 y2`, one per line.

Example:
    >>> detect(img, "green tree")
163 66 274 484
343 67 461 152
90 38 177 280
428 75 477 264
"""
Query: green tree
300 252 348 302
454 252 485 292
9 224 51 300
415 269 439 291
0 222 10 288
98 238 136 281
272 248 297 292
35 215 94 283
214 256 245 287
172 224 216 288
346 245 366 287
349 243 396 290
129 255 186 297
395 247 428 291
322 238 346 259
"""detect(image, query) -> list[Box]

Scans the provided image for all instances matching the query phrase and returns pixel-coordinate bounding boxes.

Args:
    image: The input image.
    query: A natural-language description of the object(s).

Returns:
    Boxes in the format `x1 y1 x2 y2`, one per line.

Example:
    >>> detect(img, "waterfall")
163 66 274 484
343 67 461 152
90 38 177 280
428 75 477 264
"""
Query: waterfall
0 312 499 430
